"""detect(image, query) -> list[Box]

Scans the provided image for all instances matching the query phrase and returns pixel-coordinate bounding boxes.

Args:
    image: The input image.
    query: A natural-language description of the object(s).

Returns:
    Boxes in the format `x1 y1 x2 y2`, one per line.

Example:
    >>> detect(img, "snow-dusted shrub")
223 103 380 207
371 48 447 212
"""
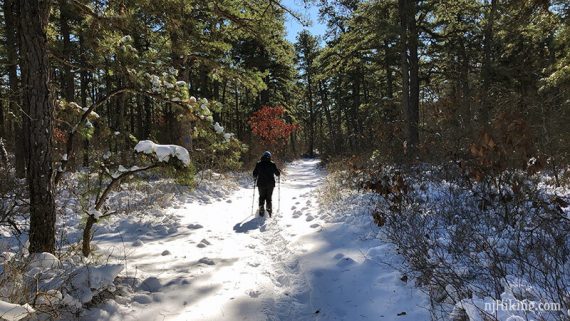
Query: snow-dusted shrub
387 168 568 321
191 117 246 174
77 141 191 257
0 250 123 320
0 169 27 236
331 155 570 321
0 138 8 166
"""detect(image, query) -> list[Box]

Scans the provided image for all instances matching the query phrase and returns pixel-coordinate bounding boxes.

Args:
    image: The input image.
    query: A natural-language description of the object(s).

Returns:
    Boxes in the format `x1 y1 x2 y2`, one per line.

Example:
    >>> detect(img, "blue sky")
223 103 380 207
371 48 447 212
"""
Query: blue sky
282 0 327 44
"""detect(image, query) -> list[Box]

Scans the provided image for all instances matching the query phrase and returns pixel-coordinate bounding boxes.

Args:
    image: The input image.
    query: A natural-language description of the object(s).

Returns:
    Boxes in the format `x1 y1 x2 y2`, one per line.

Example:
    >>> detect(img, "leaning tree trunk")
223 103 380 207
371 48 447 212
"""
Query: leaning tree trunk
20 0 56 254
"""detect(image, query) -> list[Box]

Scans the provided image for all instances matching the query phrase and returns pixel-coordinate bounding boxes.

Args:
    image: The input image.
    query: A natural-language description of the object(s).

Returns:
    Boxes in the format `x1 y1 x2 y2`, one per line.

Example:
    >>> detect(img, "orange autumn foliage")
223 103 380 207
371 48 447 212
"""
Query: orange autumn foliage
248 106 297 146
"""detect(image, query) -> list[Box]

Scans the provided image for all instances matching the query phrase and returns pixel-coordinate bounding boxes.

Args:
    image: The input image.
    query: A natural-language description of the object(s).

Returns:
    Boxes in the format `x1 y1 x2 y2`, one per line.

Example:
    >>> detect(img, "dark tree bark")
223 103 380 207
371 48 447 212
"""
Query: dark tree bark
19 0 56 254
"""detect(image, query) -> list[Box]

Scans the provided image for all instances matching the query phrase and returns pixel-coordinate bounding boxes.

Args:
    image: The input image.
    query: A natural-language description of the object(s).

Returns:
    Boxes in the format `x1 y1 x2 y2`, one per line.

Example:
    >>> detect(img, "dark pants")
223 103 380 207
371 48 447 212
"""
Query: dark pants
258 186 274 212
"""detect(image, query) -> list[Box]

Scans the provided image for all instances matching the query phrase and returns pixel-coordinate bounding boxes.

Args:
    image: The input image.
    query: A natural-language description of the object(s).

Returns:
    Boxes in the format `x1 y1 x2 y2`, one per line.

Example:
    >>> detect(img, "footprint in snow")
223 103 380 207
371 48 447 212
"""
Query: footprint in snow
187 224 203 230
165 278 190 287
291 206 297 210
132 294 153 304
152 293 164 302
295 201 300 205
248 262 260 267
161 250 171 256
301 206 309 211
139 277 162 292
198 257 215 265
132 240 144 247
306 215 315 222
248 290 261 298
336 257 356 268
197 239 211 248
226 199 232 203
310 224 320 228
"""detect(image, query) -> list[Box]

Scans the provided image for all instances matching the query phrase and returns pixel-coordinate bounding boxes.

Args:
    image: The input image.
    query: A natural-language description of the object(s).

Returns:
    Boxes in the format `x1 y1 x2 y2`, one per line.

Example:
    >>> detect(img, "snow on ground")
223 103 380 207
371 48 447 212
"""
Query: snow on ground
87 159 429 321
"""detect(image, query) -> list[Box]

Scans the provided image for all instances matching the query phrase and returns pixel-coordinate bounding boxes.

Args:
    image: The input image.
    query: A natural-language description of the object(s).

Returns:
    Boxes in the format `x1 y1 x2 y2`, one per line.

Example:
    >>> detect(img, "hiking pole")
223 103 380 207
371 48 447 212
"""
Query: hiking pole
251 177 258 216
277 176 281 214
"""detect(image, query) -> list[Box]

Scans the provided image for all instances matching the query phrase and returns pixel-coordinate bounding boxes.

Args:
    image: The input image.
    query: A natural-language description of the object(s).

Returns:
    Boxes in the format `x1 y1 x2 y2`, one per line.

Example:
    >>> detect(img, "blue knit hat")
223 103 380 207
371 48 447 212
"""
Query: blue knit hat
262 151 272 158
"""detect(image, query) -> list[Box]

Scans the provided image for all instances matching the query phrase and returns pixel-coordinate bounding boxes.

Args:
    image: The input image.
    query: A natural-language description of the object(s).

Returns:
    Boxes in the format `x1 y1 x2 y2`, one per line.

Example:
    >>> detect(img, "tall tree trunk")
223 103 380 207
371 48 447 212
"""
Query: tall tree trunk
459 37 472 134
59 0 74 101
408 0 420 153
318 81 335 153
307 72 315 157
399 0 419 157
334 78 344 151
480 0 497 128
170 31 191 148
20 0 56 254
0 81 4 139
80 35 90 167
144 96 152 139
4 0 26 177
234 83 241 139
384 40 394 100
399 0 410 150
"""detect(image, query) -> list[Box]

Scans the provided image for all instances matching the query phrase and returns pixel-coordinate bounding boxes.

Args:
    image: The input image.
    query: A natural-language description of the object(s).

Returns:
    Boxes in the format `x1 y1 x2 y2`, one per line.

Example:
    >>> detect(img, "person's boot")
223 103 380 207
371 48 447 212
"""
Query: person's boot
267 208 272 217
258 207 265 217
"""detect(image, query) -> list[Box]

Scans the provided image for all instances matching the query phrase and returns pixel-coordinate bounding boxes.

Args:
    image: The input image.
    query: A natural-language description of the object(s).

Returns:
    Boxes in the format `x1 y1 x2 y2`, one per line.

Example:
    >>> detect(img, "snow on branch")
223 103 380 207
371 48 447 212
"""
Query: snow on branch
134 140 190 166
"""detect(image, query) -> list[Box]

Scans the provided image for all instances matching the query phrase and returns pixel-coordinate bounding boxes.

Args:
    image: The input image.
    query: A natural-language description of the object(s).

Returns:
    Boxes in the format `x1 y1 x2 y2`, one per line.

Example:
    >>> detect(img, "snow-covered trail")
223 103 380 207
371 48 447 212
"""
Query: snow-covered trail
90 159 429 321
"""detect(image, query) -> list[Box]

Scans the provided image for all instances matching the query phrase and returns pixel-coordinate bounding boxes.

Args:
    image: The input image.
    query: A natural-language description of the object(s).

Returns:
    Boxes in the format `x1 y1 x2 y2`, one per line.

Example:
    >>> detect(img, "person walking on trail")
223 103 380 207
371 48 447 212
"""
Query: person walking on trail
253 151 281 217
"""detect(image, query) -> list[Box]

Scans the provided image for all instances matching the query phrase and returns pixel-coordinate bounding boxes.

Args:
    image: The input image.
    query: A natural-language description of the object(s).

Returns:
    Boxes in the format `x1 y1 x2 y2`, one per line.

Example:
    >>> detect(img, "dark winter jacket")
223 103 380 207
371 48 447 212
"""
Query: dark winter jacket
253 157 280 187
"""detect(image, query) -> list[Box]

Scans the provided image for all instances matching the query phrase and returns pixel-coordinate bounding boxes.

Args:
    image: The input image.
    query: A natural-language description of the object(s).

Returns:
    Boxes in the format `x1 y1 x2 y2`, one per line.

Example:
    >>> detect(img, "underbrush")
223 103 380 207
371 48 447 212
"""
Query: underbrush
321 157 570 321
0 166 241 320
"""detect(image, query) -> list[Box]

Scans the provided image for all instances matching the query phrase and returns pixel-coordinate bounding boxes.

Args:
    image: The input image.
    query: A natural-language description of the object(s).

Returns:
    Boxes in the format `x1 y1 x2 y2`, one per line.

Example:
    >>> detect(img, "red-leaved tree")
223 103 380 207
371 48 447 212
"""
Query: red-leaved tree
248 106 297 147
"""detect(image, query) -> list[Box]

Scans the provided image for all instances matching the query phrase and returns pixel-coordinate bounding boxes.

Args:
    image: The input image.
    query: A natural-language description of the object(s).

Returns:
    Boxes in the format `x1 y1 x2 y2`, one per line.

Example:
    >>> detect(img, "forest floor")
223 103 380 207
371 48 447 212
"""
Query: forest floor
85 159 429 321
